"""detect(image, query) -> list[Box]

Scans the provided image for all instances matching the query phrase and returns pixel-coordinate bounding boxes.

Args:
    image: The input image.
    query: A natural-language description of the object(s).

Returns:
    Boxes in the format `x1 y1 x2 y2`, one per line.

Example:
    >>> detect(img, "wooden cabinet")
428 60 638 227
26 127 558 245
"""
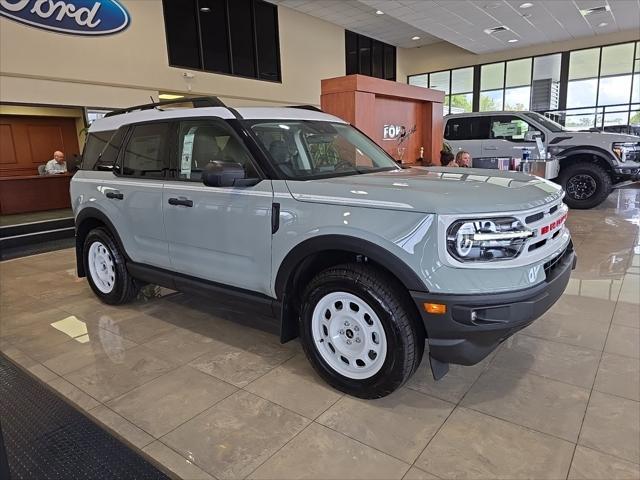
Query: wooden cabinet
320 75 445 165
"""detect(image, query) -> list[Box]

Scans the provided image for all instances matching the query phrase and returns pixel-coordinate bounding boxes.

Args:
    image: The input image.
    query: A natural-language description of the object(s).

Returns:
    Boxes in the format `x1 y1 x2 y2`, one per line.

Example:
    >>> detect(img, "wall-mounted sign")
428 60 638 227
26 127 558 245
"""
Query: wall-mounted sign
382 124 405 141
0 0 130 36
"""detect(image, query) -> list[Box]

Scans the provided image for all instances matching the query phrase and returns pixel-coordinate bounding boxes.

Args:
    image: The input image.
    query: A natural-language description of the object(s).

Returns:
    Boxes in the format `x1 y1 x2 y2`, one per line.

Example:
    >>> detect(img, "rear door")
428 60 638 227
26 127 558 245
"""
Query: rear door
444 116 488 160
109 122 172 268
162 118 274 295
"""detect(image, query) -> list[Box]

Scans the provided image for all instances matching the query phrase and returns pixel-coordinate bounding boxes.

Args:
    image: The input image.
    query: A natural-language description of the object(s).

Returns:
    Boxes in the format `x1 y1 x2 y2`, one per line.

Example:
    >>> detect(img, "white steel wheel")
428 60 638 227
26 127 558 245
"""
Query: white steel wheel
311 291 388 380
88 241 116 294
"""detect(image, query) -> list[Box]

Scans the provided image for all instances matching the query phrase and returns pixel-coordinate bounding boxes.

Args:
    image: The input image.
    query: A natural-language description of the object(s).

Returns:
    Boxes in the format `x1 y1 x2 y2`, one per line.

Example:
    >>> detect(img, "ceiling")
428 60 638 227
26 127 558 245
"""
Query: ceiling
269 0 640 53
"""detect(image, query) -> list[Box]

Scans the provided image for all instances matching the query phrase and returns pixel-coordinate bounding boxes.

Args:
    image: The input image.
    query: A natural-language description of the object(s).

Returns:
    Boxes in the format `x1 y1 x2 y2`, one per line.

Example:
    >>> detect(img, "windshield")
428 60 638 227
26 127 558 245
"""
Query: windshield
523 112 566 133
249 120 400 180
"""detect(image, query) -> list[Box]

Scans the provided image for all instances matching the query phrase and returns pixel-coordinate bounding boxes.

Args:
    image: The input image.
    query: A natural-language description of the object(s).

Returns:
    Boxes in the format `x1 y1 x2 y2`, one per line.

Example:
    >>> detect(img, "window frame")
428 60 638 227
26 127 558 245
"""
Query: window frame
161 0 282 83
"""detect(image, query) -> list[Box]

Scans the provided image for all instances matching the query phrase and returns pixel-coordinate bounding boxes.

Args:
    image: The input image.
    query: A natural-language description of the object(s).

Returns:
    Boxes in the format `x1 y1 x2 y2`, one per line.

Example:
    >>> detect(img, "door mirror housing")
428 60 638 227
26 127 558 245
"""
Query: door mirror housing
524 130 542 142
202 161 259 187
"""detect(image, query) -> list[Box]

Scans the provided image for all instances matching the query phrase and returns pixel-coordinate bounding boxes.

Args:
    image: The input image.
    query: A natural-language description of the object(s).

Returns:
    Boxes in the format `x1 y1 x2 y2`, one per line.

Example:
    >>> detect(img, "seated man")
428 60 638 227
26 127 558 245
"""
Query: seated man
45 151 67 174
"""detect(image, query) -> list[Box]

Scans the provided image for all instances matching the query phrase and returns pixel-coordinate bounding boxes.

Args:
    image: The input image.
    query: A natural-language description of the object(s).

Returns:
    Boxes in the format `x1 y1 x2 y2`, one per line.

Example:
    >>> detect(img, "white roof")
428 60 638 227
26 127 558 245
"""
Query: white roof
89 106 346 132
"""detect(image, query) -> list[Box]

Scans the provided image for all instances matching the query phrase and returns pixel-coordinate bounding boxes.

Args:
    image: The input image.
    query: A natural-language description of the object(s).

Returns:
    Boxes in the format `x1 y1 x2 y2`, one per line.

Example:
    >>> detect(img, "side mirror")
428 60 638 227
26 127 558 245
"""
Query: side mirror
202 161 255 187
524 130 542 142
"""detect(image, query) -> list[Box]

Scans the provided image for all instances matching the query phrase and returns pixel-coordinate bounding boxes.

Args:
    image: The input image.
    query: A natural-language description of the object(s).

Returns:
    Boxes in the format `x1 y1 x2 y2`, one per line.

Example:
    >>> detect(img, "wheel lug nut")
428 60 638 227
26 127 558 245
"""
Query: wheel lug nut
346 340 352 345
339 329 344 335
344 321 349 326
355 338 361 343
354 326 359 332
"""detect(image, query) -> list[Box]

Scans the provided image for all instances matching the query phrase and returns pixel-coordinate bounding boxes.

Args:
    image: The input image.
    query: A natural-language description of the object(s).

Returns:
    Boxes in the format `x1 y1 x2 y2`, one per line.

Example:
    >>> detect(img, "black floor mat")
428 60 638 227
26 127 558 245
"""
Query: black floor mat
0 353 170 480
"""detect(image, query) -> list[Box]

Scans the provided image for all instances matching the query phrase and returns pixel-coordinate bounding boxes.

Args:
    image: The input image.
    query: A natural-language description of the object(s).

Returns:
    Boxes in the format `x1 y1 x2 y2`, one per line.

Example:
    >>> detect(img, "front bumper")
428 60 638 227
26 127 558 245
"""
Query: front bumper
613 165 640 181
410 242 576 366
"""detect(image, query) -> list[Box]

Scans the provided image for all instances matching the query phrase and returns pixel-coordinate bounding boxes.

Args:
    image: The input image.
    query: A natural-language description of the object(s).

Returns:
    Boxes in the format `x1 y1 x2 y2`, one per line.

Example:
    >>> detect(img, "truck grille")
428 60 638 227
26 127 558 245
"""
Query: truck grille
544 240 573 277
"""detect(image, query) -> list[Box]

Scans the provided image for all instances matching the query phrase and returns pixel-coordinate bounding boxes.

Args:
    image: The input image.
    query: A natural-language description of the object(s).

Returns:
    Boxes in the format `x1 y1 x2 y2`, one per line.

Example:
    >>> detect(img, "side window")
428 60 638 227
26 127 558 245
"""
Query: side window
81 130 114 170
95 127 127 171
175 120 257 182
121 123 171 177
490 116 534 142
444 117 490 141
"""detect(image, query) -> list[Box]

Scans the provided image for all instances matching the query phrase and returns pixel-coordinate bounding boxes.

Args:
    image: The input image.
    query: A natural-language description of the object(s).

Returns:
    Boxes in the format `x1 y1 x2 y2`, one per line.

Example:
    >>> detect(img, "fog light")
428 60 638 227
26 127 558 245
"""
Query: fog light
424 303 447 314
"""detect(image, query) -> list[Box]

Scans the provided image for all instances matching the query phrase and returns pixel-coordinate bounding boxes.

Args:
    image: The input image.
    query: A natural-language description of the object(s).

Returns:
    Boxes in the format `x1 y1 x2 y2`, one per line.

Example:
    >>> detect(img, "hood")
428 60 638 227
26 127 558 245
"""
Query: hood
552 131 639 148
285 167 563 215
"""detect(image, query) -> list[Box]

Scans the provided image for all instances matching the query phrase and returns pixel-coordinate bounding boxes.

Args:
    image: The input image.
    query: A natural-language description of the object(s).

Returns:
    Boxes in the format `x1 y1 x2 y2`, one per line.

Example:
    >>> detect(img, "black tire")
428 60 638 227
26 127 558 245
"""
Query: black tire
299 263 424 399
559 162 612 209
83 227 139 305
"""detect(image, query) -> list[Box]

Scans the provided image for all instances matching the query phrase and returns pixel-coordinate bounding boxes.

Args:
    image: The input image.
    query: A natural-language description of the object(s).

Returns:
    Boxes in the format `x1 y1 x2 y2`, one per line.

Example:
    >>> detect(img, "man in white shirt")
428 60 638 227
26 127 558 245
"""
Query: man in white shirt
45 151 67 174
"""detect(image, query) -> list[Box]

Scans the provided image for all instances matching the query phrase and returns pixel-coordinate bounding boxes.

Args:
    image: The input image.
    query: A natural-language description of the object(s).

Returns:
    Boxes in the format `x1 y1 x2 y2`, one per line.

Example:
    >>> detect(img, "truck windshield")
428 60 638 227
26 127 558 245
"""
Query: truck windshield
249 120 400 180
523 112 566 133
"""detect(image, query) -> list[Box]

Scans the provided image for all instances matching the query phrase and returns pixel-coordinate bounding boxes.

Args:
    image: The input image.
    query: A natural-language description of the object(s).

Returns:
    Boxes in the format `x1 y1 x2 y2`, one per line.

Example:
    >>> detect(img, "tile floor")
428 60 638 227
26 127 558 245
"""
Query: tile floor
1 186 639 480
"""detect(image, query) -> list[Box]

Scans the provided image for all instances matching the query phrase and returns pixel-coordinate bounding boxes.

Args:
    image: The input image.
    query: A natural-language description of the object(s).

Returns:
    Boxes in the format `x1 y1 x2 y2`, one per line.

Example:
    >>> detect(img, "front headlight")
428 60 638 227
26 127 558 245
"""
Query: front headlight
446 218 533 262
612 142 632 162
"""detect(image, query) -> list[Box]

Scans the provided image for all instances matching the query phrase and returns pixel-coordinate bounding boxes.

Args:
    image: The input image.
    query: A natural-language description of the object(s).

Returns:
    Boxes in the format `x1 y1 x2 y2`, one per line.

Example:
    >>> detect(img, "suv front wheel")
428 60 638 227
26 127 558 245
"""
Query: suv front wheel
299 264 424 398
559 162 611 209
83 227 139 305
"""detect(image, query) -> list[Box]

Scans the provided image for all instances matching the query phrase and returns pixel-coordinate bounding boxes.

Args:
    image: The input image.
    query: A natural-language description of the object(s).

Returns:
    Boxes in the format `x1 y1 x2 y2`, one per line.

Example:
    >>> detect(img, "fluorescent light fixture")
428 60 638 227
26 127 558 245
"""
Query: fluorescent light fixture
508 39 519 43
598 22 608 27
159 93 185 100
484 26 509 34
580 5 610 16
519 2 533 8
412 36 421 40
200 7 211 12
375 10 384 15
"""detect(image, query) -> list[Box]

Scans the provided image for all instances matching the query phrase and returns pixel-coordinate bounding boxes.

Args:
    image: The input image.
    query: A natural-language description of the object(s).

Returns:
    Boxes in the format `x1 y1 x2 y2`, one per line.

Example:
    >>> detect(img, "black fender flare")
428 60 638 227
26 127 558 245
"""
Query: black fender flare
74 207 129 277
556 146 616 170
274 234 428 299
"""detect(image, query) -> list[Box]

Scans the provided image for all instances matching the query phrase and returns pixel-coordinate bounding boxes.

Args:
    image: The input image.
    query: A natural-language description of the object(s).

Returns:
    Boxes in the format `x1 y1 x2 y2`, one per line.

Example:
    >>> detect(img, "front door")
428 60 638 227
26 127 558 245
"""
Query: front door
483 115 541 159
163 119 274 296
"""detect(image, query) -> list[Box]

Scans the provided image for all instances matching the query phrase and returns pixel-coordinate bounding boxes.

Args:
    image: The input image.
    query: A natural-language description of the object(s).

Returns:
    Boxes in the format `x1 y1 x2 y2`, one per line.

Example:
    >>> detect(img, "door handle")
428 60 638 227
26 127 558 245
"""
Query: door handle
484 146 497 150
106 191 124 200
168 197 193 207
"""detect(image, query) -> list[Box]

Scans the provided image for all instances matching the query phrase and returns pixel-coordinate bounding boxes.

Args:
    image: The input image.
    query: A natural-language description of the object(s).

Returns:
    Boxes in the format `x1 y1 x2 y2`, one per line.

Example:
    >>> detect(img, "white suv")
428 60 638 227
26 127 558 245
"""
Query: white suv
71 97 576 398
445 111 640 209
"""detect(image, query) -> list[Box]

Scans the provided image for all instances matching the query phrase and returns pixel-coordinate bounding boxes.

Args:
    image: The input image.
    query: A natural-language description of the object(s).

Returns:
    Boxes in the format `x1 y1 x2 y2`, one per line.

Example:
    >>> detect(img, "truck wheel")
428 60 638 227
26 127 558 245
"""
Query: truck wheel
83 227 139 305
299 263 424 399
559 162 611 209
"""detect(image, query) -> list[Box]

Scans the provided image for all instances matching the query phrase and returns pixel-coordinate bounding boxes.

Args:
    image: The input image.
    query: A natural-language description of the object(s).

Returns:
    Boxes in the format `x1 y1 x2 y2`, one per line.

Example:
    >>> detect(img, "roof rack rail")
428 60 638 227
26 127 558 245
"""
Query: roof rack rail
287 105 323 112
104 96 228 117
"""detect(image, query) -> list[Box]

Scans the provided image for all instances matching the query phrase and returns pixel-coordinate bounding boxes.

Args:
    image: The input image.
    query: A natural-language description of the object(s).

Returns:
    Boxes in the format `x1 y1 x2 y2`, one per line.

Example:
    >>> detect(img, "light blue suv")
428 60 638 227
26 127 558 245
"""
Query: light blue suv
72 97 576 398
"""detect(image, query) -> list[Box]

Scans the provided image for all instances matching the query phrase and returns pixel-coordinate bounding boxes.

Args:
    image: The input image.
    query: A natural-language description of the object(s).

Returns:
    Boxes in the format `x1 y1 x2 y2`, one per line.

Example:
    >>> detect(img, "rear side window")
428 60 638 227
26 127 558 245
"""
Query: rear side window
444 117 490 141
95 127 127 171
81 130 114 170
490 115 539 142
120 123 171 178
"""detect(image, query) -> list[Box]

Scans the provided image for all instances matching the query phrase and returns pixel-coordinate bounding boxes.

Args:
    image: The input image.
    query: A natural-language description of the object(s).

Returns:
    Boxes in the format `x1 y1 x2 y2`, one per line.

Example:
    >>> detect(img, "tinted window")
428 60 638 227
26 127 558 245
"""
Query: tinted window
358 36 371 77
121 124 171 177
176 120 257 181
81 130 114 170
254 0 280 81
228 0 256 77
444 117 490 140
162 0 201 69
345 30 395 80
345 30 358 75
372 41 383 79
96 128 127 171
200 0 230 74
383 44 396 81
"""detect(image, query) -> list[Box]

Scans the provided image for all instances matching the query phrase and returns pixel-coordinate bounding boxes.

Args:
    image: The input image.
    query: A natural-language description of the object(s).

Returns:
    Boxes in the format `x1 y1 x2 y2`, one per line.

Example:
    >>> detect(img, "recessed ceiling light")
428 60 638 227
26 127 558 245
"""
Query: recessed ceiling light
508 39 519 43
519 2 533 8
580 5 610 16
412 36 421 40
375 10 384 15
598 22 608 27
199 7 211 12
522 12 532 18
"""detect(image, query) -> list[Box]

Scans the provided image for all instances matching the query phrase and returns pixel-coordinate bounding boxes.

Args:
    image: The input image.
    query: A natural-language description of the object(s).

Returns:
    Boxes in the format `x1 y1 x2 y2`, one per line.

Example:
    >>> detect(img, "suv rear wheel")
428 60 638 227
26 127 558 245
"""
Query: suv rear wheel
83 227 139 305
299 263 423 398
559 162 611 209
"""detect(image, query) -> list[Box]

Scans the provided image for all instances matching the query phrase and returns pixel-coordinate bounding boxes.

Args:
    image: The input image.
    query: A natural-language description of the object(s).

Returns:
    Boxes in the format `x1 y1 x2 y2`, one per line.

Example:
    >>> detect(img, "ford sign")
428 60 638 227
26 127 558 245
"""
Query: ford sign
0 0 130 36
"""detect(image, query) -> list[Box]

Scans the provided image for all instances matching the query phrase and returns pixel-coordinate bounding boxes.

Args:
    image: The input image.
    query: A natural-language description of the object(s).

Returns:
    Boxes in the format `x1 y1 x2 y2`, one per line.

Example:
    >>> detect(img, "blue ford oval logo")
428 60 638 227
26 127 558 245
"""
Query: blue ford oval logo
0 0 130 36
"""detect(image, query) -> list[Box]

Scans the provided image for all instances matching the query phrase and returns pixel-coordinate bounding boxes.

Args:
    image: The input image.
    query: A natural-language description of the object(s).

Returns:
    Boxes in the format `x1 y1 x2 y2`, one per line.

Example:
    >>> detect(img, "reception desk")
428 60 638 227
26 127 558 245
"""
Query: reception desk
0 173 73 215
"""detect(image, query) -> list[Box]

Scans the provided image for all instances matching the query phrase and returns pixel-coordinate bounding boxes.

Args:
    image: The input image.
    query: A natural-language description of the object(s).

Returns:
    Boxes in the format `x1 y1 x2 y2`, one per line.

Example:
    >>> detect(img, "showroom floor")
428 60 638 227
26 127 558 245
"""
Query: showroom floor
1 187 639 480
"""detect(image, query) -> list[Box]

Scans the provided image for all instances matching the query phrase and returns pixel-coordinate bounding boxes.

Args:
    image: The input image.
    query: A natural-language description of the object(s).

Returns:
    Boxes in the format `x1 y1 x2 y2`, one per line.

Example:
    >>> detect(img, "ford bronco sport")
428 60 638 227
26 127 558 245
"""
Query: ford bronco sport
444 111 640 209
72 97 576 398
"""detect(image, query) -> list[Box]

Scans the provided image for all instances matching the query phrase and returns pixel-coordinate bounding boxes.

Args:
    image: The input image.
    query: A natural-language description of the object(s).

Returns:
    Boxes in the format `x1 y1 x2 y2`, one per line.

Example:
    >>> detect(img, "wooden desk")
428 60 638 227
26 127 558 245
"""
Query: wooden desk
0 173 73 215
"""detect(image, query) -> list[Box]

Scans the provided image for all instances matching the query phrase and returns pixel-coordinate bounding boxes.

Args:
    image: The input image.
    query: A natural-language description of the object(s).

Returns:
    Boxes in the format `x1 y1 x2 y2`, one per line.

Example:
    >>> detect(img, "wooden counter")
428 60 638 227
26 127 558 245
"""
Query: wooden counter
0 173 73 215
